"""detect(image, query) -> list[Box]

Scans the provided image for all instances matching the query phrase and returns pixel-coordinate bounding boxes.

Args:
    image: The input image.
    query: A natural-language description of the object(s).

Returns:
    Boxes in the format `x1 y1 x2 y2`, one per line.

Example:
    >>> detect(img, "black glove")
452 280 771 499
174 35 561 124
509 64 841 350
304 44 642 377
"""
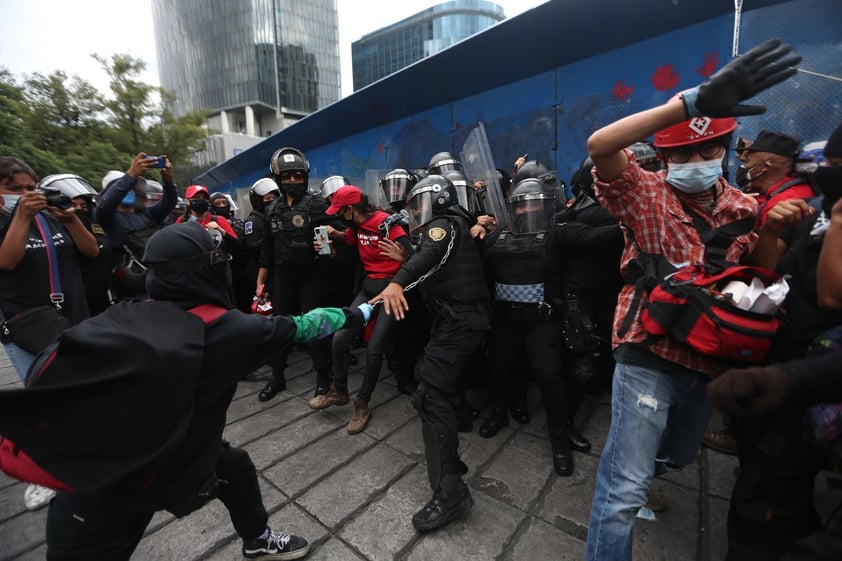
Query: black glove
683 38 801 118
341 306 366 331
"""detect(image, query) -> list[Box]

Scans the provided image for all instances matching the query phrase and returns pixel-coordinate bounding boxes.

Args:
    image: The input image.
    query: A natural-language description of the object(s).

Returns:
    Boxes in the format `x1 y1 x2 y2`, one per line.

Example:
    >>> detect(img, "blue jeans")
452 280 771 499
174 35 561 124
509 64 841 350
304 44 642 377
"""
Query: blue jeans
585 360 712 561
3 342 36 382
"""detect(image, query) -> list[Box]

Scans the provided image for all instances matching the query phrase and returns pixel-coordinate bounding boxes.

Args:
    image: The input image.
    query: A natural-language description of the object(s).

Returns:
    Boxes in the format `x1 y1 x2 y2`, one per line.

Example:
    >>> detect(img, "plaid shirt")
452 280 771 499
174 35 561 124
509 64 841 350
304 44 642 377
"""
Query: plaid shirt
594 153 759 376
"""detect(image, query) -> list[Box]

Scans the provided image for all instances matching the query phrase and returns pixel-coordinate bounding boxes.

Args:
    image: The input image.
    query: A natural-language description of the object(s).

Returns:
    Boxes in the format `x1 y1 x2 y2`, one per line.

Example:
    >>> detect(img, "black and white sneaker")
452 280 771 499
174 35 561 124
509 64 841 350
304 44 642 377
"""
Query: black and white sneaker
242 530 310 560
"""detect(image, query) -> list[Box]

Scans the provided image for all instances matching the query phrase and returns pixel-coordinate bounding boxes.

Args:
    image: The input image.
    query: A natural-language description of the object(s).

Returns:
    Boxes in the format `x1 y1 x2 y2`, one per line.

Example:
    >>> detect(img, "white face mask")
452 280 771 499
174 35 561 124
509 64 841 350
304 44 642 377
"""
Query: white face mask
1 194 21 214
666 160 723 194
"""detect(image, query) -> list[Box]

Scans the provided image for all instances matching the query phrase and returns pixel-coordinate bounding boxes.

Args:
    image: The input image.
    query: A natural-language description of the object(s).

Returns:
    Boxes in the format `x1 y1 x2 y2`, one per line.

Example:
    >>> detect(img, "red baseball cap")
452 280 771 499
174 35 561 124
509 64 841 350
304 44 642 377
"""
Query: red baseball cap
326 185 362 215
185 184 210 199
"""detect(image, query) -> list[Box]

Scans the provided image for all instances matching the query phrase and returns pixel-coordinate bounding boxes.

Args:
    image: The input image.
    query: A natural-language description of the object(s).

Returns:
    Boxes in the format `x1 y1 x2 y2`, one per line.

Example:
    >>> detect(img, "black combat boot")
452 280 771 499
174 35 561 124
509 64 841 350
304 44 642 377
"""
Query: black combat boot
548 425 574 476
478 407 508 438
411 474 474 532
566 421 592 453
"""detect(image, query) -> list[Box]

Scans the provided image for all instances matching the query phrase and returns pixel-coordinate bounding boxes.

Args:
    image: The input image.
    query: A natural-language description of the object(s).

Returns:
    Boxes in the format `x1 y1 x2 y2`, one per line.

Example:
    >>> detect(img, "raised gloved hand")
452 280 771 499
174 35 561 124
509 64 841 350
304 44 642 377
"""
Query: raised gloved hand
682 38 801 118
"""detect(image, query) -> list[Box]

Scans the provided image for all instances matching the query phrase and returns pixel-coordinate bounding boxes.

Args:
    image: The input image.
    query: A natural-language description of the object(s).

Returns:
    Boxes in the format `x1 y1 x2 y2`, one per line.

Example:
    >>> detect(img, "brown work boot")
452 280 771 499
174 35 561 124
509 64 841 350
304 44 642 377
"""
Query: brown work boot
644 486 667 513
347 397 371 434
702 428 738 456
308 386 350 410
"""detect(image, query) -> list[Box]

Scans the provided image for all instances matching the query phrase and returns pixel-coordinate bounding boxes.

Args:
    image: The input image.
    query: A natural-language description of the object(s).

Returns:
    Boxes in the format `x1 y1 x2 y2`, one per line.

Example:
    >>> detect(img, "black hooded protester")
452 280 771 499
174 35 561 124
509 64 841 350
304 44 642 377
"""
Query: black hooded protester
0 222 371 561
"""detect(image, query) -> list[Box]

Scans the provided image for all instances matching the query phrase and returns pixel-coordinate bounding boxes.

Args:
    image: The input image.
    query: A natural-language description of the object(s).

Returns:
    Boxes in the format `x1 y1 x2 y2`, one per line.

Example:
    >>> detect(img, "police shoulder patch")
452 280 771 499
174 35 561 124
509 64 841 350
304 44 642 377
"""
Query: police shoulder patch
91 224 106 235
427 227 447 241
244 221 253 235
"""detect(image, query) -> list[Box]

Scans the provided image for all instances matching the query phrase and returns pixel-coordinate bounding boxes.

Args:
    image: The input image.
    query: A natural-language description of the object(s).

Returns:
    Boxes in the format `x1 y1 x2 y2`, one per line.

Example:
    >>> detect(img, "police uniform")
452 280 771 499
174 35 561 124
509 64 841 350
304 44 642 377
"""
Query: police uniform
390 208 490 530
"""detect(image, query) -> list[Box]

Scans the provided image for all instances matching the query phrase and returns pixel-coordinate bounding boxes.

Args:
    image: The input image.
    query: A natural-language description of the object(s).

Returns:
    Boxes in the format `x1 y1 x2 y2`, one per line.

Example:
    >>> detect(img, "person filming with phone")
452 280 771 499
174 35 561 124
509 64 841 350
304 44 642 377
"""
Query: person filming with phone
96 153 177 300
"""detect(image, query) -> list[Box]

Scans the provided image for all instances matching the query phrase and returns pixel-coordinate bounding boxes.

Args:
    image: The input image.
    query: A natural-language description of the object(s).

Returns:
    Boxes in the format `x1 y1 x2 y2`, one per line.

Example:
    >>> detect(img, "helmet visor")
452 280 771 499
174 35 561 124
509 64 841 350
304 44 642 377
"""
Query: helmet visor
43 176 97 200
508 195 555 234
406 190 435 235
381 172 413 204
321 176 346 199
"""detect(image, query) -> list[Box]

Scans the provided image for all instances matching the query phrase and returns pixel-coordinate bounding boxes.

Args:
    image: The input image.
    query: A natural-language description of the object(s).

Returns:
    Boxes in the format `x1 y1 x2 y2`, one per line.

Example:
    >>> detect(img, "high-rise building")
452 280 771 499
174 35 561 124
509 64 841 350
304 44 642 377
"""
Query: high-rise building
351 0 505 91
152 0 340 163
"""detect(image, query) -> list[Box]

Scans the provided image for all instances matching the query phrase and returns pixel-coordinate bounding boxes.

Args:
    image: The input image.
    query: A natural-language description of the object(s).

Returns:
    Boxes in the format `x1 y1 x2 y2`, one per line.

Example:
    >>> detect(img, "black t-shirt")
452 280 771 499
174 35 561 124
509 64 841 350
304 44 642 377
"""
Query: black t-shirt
0 211 89 325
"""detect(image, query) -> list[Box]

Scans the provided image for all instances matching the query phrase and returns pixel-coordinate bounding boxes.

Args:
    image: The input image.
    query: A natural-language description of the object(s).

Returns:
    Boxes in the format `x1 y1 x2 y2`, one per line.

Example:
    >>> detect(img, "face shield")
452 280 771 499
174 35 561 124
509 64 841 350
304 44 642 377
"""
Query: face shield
321 175 346 199
406 187 435 235
380 171 414 206
507 194 555 234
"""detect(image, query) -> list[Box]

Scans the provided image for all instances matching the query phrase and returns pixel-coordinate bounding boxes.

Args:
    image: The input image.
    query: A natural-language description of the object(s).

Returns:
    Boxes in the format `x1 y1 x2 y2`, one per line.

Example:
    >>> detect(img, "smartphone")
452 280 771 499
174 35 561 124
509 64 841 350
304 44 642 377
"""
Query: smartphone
314 226 331 255
142 154 168 168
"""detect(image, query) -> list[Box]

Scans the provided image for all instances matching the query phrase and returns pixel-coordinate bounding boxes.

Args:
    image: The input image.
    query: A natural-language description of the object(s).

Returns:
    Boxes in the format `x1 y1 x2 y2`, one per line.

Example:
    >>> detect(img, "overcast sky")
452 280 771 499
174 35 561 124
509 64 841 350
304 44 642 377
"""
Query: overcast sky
0 0 545 98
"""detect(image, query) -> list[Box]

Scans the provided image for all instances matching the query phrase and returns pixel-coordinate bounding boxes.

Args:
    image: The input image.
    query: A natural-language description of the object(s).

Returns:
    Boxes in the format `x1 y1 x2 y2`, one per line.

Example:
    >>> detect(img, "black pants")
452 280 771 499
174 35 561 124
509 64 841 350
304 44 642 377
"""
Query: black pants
46 444 268 561
726 411 824 561
486 316 568 427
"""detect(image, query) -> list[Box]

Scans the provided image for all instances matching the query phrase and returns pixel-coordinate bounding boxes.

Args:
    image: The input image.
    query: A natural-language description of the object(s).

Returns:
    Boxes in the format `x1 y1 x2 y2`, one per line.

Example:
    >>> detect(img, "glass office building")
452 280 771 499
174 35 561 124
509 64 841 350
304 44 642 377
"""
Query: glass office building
351 0 504 91
152 0 340 135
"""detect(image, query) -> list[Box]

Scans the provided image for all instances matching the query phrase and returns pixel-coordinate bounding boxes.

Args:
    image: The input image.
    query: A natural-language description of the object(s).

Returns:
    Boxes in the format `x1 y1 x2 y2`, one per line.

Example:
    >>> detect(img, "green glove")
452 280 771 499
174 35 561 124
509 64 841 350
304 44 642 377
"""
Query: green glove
682 38 801 118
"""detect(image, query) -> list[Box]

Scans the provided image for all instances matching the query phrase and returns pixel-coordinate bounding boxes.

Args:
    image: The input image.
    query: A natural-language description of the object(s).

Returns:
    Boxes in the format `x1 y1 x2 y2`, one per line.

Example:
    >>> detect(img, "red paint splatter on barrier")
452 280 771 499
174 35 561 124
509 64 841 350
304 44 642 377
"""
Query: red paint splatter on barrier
612 80 634 101
695 52 719 78
651 64 680 91
376 144 384 153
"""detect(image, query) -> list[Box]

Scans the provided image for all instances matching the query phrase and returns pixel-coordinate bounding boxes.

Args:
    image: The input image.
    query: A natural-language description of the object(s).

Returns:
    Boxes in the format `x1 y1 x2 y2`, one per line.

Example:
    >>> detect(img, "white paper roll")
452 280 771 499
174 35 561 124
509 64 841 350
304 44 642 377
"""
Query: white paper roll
721 280 749 306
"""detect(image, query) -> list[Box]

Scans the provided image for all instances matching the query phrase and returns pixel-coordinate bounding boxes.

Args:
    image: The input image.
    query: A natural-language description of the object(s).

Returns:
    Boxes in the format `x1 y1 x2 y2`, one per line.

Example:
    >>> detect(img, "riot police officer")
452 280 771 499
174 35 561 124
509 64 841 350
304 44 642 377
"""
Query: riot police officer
481 178 621 476
372 174 490 533
256 148 340 401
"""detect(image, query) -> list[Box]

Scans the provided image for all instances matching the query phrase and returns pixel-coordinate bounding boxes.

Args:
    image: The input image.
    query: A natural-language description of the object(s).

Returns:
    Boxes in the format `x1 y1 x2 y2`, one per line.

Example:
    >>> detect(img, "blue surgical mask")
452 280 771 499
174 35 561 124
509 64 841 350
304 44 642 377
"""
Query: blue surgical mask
1 194 21 214
666 160 722 194
121 191 136 206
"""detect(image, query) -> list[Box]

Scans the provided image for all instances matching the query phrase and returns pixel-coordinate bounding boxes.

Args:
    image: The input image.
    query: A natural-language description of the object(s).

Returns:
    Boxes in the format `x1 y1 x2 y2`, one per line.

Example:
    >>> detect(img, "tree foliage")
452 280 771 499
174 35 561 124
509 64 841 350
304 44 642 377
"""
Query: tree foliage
1 54 211 191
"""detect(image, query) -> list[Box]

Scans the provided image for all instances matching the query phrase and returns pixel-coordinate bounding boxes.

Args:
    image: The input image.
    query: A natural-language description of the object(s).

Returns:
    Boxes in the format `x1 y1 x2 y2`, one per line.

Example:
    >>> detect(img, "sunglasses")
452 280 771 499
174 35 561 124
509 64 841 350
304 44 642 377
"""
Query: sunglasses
663 141 727 164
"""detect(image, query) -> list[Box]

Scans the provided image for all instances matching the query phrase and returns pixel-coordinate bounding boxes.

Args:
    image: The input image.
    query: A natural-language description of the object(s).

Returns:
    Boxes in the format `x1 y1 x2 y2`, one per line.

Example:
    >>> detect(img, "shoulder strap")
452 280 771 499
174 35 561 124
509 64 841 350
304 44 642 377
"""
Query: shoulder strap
187 304 228 325
33 214 64 310
757 177 810 215
679 201 755 270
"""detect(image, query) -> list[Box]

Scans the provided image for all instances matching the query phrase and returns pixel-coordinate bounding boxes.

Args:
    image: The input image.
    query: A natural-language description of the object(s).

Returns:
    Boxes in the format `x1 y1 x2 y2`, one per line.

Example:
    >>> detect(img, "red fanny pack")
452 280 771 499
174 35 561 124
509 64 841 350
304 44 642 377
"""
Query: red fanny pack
640 265 781 364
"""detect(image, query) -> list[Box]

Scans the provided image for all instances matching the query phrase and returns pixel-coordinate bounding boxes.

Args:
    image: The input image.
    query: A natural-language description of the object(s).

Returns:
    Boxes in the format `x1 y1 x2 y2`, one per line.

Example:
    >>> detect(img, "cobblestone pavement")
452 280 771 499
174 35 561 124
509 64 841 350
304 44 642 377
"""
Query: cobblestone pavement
1 345 840 561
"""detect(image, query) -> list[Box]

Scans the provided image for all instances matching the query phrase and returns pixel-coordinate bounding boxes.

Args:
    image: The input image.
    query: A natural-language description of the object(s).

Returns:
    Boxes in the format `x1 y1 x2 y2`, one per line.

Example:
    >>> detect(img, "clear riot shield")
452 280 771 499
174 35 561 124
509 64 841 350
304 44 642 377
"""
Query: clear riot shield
460 122 508 231
364 169 390 210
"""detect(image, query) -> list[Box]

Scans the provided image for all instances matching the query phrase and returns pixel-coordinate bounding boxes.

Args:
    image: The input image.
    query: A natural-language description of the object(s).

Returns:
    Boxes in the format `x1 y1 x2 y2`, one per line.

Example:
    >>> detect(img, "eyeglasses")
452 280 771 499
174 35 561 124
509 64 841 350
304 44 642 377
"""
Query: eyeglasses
663 141 727 164
279 170 305 180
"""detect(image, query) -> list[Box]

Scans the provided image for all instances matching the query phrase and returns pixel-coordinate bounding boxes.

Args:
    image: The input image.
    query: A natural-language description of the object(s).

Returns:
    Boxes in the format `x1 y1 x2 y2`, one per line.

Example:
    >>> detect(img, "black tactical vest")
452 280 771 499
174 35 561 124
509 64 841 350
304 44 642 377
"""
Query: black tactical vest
267 194 317 265
421 215 489 305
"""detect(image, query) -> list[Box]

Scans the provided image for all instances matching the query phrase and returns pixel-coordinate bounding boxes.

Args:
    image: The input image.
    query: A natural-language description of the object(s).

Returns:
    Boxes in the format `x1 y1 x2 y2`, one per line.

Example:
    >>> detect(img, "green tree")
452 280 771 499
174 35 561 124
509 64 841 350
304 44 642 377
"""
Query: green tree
94 53 157 155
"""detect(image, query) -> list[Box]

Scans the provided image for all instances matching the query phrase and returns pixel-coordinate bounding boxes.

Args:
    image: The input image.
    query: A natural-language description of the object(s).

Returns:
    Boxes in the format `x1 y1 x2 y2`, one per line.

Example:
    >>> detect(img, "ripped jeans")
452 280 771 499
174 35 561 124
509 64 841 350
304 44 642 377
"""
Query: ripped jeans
585 360 711 561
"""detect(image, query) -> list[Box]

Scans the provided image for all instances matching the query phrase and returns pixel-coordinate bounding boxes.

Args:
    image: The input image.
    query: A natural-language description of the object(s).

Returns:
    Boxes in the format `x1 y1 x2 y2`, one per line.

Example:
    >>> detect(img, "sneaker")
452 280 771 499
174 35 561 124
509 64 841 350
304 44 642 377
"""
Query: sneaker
242 529 309 560
347 397 371 434
24 483 56 510
643 487 667 512
702 428 738 455
308 385 350 410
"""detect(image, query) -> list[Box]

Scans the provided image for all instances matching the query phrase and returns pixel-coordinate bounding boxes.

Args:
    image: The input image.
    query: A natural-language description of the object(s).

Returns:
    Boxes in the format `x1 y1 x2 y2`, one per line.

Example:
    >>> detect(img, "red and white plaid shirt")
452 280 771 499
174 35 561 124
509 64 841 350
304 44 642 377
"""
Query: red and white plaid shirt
594 153 759 376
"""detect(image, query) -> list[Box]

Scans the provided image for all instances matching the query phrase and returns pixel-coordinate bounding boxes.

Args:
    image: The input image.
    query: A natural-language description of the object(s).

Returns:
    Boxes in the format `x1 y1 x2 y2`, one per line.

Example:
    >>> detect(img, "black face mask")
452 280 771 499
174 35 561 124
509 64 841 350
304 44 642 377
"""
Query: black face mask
189 199 210 214
815 166 842 215
281 184 306 198
211 205 231 219
735 162 765 190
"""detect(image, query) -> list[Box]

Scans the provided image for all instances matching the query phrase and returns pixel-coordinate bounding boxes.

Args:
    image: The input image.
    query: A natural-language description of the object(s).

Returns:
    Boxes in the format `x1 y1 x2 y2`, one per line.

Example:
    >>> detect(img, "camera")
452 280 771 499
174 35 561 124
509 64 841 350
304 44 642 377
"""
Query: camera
42 190 73 210
142 154 168 169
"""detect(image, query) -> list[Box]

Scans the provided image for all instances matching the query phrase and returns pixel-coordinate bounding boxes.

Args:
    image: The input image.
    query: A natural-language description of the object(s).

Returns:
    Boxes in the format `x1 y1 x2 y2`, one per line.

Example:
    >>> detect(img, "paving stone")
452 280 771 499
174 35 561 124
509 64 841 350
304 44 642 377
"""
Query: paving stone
659 461 701 493
385 417 425 458
204 502 330 561
11 544 46 561
708 495 730 561
298 443 414 529
243 410 346 470
0 470 17 491
0 482 24 523
509 515 586 561
339 465 430 561
405 490 525 561
133 480 284 560
582 402 612 455
305 537 366 561
632 482 700 561
460 426 514 480
359 393 416 440
538 451 600 531
704 448 739 501
223 397 312 447
226 385 297 422
263 428 377 496
474 432 553 511
0 509 48 561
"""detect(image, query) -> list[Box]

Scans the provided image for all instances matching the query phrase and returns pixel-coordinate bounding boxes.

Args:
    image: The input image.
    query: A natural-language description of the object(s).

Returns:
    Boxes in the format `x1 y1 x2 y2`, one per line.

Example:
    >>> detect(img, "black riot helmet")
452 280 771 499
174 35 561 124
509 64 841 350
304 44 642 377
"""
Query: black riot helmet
405 174 457 234
380 168 418 210
443 170 479 214
38 173 97 205
249 177 281 212
507 178 556 234
320 175 348 200
570 156 596 200
514 160 557 186
269 147 310 197
145 179 164 205
428 152 462 175
628 141 660 171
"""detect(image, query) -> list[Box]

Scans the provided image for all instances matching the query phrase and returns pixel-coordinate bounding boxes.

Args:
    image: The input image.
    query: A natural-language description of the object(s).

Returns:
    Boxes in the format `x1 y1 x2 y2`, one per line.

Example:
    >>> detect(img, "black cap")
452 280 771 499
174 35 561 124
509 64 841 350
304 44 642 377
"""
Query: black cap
746 130 800 159
824 123 842 159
